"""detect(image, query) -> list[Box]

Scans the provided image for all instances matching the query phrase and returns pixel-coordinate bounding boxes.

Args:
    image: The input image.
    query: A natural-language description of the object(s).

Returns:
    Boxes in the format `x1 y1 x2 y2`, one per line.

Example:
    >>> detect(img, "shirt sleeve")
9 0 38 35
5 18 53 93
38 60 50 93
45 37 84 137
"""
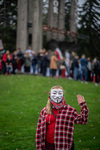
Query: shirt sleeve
73 102 89 124
35 112 42 150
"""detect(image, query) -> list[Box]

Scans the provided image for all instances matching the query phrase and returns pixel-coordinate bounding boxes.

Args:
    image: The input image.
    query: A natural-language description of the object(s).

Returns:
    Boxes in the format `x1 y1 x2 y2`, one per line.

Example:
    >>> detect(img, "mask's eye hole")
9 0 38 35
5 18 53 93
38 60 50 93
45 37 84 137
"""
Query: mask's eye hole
59 91 63 94
59 93 62 95
53 92 56 94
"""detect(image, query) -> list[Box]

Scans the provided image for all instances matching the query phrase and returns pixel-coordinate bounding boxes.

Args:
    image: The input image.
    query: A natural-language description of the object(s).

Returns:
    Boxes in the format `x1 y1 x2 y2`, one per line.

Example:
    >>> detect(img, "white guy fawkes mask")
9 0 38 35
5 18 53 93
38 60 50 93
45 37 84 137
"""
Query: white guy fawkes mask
50 89 63 103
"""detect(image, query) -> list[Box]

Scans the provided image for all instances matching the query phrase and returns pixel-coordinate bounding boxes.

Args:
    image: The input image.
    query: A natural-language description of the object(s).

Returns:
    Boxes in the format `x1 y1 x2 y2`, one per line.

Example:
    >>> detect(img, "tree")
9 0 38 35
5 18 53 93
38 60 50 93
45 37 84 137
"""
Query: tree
0 0 17 51
78 0 100 59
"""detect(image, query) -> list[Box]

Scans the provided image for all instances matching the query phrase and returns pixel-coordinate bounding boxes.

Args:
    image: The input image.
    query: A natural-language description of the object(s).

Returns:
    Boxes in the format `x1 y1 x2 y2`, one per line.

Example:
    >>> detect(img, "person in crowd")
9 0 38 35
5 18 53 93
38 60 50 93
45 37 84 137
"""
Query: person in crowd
37 50 44 74
93 57 100 85
65 51 70 78
31 51 37 74
73 55 79 80
6 54 13 75
0 58 3 74
41 49 46 73
87 57 92 81
80 54 88 83
16 48 24 72
12 51 17 74
55 47 63 61
50 52 58 78
2 50 10 63
24 52 31 73
70 51 75 61
42 51 49 76
35 85 89 150
78 59 82 80
70 51 76 78
59 60 66 78
0 53 2 59
0 50 5 60
55 48 63 77
25 46 33 58
2 50 10 74
42 48 46 55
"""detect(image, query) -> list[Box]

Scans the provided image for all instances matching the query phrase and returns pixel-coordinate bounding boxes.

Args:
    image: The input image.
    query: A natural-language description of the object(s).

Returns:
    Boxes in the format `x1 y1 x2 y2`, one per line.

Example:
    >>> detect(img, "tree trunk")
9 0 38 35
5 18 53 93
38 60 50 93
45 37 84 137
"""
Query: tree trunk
69 0 77 42
58 0 65 41
32 0 42 52
16 0 28 52
38 0 43 51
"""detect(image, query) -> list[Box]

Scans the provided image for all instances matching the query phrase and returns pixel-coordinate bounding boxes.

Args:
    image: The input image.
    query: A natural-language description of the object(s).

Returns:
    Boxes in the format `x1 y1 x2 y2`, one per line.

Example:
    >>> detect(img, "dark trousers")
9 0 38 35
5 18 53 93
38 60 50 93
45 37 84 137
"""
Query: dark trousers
95 72 100 83
24 66 30 73
51 69 56 77
42 65 47 76
87 70 92 81
45 141 55 150
45 141 74 150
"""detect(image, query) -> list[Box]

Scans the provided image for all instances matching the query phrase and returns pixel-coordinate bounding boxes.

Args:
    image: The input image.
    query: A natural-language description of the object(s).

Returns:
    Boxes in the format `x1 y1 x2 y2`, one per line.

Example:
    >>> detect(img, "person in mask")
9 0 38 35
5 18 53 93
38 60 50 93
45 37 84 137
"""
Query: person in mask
35 85 89 150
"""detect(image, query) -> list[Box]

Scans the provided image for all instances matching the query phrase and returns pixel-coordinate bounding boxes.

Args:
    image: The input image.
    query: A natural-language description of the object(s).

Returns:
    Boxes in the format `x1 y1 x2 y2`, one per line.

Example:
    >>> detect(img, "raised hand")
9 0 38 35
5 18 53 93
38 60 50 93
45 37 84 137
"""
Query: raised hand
77 94 85 104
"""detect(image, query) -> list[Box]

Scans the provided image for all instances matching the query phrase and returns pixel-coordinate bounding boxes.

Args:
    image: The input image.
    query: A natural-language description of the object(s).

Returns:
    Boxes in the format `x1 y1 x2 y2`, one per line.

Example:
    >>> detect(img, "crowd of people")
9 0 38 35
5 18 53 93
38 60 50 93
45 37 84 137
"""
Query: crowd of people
0 47 100 85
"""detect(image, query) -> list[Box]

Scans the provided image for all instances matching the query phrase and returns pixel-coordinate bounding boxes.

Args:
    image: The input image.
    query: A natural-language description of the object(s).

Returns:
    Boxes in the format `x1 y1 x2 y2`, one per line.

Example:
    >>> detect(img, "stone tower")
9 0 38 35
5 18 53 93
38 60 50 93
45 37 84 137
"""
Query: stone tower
47 0 65 41
16 0 77 52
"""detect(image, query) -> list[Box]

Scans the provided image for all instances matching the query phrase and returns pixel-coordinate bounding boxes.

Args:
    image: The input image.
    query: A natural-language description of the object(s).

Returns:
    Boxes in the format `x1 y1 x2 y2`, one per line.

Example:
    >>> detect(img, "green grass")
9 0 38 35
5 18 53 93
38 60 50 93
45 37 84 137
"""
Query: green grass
0 75 100 150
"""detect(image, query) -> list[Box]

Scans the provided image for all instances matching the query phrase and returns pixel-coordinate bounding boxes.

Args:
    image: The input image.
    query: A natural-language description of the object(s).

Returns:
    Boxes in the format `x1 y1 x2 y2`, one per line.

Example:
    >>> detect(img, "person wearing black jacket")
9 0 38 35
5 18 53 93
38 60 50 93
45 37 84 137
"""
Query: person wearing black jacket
12 51 17 74
73 55 79 80
93 57 100 85
42 51 49 76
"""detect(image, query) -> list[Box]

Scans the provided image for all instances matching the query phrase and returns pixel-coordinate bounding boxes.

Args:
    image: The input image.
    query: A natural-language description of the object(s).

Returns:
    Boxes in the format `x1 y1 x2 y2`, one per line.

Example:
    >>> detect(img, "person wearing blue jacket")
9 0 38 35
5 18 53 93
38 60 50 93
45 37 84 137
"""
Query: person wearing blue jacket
80 54 88 83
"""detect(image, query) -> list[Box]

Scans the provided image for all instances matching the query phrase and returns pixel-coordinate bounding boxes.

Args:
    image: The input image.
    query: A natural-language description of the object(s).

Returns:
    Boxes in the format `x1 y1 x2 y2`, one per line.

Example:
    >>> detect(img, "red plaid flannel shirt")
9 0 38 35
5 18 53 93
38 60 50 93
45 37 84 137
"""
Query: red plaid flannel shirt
35 102 89 150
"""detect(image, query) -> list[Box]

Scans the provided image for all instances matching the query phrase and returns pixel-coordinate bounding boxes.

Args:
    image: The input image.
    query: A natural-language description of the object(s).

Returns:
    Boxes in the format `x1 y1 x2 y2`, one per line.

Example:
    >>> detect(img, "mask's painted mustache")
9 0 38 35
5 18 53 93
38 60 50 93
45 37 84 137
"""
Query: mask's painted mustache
53 97 62 99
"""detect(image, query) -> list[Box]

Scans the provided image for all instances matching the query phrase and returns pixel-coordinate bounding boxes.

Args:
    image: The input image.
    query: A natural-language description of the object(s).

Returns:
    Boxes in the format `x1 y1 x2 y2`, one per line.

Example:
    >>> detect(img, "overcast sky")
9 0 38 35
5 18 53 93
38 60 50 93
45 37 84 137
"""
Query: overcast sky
78 0 86 6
